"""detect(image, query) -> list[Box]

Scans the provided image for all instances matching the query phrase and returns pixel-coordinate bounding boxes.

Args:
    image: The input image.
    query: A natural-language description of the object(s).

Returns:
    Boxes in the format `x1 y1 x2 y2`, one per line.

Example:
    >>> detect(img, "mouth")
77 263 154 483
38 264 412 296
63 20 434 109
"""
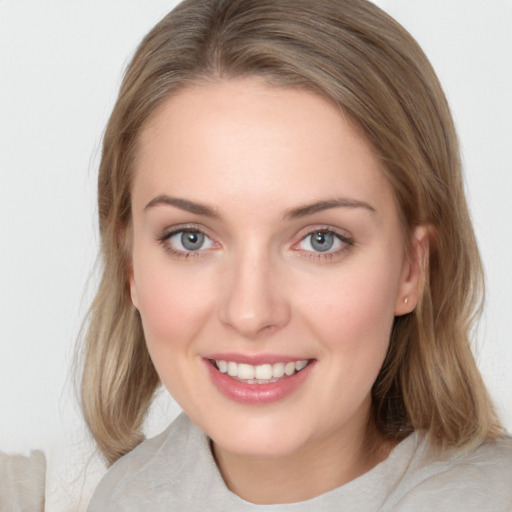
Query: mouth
210 358 311 384
205 356 315 404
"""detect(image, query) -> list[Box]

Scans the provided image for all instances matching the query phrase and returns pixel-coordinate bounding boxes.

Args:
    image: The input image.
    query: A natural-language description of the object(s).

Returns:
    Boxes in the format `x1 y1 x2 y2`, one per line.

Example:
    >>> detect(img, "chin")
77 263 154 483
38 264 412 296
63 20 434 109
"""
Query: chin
194 406 318 460
214 427 309 460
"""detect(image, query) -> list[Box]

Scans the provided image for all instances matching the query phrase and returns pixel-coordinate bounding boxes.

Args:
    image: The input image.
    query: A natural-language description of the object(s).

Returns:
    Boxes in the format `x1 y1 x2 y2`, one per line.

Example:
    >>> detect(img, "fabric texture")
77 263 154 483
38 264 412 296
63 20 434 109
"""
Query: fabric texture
87 413 512 511
0 450 46 512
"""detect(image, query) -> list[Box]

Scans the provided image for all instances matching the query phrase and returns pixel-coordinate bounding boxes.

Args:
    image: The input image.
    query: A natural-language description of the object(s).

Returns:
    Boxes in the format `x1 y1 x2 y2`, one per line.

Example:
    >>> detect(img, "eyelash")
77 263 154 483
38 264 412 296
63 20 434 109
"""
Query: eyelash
291 227 354 261
156 226 353 261
156 225 215 260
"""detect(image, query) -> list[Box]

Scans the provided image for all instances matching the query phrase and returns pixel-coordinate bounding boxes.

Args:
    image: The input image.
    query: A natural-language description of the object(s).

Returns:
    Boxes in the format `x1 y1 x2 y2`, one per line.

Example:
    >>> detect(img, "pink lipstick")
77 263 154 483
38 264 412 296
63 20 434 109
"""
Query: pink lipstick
204 355 315 405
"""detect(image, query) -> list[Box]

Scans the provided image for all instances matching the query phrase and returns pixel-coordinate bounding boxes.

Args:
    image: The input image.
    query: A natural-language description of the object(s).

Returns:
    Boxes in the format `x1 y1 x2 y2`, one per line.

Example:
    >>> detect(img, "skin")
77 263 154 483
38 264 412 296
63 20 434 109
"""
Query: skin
129 78 427 504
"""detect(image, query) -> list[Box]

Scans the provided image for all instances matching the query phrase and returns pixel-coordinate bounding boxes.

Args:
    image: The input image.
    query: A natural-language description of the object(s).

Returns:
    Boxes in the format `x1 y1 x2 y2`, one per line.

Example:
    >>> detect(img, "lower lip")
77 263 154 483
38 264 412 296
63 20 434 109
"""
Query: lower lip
204 360 315 405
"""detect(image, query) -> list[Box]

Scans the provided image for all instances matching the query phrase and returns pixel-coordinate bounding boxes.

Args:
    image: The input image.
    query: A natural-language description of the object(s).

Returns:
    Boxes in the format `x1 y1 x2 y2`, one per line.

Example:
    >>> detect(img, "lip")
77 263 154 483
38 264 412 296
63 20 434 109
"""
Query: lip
205 352 309 365
204 356 315 405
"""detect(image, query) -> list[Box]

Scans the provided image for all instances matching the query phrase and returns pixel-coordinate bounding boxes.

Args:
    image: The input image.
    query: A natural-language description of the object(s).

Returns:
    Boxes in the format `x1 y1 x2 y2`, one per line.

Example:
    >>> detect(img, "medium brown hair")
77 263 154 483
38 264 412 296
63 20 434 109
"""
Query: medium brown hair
80 0 502 465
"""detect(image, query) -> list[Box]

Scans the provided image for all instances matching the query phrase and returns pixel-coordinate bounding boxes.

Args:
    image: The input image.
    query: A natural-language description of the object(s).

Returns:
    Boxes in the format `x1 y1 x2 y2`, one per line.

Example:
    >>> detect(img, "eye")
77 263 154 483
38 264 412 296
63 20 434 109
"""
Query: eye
296 229 352 254
166 229 215 253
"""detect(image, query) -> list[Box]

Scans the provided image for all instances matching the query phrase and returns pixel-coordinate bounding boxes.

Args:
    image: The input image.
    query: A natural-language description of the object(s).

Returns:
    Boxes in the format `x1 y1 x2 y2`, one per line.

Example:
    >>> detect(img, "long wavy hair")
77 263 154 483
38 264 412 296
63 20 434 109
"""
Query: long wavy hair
80 0 502 465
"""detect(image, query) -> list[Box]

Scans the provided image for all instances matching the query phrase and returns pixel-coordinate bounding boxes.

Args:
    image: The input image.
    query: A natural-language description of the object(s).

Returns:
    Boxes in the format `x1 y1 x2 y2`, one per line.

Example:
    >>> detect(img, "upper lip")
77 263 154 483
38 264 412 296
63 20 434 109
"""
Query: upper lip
204 353 313 365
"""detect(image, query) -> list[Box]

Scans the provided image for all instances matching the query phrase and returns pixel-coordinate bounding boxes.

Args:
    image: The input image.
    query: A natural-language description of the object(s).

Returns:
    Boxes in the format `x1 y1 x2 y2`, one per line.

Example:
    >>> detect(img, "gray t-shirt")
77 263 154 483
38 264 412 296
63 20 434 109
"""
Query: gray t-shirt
87 413 512 511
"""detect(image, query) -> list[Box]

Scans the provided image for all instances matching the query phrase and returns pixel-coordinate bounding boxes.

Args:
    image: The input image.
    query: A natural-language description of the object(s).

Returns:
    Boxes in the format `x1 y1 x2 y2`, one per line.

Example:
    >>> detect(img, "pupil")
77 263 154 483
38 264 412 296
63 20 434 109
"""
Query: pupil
181 231 204 251
311 232 334 252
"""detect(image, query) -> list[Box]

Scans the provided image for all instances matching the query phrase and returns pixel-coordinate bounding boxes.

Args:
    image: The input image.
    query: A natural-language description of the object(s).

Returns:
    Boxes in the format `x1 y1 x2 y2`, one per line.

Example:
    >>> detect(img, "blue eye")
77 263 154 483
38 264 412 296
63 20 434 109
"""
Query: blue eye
310 232 335 252
298 230 348 253
168 230 214 252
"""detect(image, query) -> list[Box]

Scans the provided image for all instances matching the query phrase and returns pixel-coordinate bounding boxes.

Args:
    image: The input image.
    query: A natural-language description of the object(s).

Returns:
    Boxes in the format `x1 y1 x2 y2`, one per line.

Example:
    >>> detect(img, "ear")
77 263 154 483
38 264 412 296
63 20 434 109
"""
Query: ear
394 225 431 316
128 264 139 310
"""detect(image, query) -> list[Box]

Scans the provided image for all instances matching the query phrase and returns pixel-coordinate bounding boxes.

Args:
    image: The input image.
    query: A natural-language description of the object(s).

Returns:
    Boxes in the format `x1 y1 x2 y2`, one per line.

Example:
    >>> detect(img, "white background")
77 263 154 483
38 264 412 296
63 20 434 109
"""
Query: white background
1 1 511 510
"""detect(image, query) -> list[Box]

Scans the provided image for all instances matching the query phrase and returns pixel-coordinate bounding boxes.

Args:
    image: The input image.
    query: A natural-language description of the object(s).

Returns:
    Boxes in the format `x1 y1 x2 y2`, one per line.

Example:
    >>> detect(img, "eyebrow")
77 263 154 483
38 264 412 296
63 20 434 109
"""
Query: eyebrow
144 195 220 218
284 198 376 219
144 194 375 220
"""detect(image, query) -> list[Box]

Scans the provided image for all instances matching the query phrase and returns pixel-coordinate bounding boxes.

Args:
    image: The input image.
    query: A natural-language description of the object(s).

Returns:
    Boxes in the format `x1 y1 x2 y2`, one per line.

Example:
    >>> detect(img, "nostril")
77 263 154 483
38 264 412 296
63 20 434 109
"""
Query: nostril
217 265 291 337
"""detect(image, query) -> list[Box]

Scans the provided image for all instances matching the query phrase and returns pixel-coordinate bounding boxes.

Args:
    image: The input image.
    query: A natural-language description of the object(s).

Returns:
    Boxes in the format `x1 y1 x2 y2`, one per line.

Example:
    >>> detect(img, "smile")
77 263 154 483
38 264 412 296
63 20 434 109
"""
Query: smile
205 357 315 404
214 359 309 383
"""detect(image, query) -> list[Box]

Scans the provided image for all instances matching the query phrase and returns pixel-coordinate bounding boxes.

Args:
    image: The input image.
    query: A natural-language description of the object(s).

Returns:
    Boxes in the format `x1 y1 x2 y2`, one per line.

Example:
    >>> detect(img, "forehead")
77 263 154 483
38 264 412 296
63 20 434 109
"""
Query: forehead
133 78 395 219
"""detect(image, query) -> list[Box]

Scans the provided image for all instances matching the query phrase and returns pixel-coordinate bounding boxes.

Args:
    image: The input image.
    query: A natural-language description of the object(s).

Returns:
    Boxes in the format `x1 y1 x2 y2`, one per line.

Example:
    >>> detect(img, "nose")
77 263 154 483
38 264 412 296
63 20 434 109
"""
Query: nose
218 247 291 339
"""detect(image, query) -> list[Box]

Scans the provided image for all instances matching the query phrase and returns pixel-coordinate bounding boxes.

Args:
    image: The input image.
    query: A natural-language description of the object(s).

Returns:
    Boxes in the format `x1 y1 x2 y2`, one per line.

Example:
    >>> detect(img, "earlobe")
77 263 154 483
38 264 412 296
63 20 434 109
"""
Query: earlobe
394 225 431 316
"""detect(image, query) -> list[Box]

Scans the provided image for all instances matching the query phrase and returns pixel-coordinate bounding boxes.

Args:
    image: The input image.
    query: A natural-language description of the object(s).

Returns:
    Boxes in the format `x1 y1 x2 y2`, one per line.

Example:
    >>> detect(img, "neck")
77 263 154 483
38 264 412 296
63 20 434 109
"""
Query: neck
211 415 394 505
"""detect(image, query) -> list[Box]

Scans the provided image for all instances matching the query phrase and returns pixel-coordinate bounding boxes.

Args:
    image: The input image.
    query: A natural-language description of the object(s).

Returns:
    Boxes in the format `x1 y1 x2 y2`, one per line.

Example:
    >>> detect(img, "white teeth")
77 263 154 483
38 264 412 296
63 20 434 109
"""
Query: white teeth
238 363 255 380
295 360 308 371
272 362 285 378
215 359 309 381
255 364 273 380
227 361 238 377
284 362 296 376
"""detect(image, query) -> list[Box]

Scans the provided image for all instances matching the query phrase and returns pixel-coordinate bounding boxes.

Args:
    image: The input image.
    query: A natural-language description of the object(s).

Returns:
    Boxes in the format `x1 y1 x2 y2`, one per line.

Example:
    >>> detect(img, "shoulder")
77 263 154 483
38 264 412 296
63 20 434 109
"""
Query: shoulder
388 434 512 512
87 413 197 512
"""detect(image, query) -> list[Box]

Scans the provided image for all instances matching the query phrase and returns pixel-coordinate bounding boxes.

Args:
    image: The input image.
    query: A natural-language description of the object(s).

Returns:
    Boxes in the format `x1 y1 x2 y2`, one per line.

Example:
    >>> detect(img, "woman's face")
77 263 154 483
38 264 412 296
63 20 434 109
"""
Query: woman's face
129 79 422 462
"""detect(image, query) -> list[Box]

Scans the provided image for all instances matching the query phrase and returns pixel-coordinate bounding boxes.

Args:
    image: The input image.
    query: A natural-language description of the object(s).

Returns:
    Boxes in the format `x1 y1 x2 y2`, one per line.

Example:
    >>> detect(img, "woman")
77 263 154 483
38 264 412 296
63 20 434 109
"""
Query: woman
82 0 512 509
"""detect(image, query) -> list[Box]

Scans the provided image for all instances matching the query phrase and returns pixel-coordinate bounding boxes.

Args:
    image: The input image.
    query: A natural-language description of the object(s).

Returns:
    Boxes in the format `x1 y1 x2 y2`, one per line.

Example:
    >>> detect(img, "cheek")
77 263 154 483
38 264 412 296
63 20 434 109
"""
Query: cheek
299 259 400 362
132 255 214 352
